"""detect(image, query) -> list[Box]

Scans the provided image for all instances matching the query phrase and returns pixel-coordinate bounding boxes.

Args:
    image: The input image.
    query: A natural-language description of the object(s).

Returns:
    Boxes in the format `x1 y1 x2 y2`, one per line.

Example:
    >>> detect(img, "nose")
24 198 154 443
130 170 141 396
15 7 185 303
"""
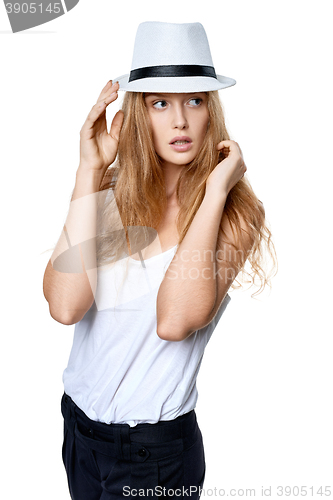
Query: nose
172 103 188 130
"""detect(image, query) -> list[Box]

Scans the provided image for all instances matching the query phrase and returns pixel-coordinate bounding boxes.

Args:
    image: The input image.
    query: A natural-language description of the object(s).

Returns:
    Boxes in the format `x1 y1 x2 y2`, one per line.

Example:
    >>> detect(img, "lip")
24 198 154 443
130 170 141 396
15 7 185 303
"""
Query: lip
169 136 193 152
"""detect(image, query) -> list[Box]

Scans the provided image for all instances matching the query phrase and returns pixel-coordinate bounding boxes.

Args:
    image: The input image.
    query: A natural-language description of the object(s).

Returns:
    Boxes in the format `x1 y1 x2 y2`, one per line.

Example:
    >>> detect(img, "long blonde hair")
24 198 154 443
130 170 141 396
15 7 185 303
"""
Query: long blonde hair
96 91 277 296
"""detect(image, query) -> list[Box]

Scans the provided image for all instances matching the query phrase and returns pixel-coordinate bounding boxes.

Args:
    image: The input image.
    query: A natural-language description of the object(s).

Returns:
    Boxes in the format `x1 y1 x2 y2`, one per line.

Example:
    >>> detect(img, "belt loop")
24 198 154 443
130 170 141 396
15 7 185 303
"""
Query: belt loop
113 427 123 459
113 425 131 461
121 425 131 461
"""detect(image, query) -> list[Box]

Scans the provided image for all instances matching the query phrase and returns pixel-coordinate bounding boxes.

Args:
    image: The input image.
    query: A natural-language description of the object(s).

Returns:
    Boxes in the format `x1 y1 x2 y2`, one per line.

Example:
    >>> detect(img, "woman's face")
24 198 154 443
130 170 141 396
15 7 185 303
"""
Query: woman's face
144 92 209 168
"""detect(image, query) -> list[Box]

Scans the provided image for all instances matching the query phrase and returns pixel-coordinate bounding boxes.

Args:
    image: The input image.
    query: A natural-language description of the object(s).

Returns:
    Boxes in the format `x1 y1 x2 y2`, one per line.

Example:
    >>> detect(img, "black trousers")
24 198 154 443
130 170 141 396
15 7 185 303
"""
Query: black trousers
61 393 206 500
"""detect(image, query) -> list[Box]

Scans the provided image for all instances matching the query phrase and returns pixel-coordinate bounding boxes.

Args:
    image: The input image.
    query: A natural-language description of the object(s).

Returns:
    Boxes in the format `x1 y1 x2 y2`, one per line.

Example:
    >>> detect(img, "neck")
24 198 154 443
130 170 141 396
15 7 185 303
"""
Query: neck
161 161 185 204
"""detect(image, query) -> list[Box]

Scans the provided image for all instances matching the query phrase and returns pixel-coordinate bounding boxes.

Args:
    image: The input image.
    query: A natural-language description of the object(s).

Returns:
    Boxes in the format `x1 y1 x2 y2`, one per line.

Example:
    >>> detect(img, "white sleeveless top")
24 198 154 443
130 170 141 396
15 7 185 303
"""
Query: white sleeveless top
63 245 231 427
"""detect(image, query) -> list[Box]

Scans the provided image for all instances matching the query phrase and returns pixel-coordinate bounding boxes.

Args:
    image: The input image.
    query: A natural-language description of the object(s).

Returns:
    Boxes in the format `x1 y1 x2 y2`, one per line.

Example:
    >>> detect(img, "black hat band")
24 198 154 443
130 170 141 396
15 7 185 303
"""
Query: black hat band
129 64 217 82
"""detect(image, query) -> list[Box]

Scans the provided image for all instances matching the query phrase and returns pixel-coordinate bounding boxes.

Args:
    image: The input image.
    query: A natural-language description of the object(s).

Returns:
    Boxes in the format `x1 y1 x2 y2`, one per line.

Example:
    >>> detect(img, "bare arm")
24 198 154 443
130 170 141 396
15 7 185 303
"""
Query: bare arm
43 80 123 325
156 140 250 341
43 170 103 325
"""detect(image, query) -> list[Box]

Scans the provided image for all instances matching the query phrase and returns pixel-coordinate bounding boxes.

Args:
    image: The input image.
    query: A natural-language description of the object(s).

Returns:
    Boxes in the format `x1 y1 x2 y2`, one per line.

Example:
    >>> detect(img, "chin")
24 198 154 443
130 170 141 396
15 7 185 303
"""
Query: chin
161 153 197 167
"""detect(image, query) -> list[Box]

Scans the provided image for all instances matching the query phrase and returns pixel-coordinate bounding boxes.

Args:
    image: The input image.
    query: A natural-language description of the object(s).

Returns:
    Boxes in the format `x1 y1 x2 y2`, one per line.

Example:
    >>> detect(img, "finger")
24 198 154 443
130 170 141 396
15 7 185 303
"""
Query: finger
95 83 119 111
109 110 124 142
97 88 119 109
97 81 119 103
216 140 239 151
97 80 112 101
217 140 244 161
237 143 244 161
81 93 118 136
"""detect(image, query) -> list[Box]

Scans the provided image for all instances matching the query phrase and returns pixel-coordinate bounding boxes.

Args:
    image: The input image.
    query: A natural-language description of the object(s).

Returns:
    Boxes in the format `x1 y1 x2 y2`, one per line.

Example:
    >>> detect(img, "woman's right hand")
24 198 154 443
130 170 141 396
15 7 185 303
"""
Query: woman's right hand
78 80 124 175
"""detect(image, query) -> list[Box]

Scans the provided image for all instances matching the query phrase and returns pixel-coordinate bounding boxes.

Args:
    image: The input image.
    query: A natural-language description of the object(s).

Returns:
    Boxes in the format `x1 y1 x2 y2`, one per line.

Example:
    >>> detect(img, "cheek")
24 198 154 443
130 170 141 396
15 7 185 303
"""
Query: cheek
150 118 165 150
151 127 161 151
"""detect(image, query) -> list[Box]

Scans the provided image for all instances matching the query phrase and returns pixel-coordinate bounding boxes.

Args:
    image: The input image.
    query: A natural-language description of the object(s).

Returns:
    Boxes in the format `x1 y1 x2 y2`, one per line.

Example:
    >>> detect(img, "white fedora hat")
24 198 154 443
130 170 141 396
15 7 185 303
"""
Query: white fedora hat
113 21 236 93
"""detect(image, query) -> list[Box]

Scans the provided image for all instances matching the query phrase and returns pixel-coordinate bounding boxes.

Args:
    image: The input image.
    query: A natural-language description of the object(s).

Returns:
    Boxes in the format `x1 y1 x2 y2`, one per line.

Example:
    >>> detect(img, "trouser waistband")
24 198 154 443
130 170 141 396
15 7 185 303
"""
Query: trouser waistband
61 393 200 463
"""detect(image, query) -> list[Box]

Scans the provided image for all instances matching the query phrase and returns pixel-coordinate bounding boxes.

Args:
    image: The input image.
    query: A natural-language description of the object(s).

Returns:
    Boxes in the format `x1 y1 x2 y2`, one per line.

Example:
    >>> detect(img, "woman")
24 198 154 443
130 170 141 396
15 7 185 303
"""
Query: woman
43 22 276 500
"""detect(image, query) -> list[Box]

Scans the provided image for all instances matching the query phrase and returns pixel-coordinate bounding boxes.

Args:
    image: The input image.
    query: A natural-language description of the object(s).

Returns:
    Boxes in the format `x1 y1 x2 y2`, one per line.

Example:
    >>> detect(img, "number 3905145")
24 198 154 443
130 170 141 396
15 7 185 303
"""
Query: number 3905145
5 3 62 14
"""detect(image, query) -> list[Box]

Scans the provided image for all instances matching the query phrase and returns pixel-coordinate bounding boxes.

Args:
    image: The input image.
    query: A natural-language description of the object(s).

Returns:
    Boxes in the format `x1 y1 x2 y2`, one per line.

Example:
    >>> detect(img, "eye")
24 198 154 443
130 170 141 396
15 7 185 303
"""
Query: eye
188 98 202 106
153 100 168 109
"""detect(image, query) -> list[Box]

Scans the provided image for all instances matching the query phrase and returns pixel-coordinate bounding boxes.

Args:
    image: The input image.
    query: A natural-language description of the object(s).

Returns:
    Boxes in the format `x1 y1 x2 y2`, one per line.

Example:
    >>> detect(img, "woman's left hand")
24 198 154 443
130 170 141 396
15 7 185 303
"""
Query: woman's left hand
206 140 247 196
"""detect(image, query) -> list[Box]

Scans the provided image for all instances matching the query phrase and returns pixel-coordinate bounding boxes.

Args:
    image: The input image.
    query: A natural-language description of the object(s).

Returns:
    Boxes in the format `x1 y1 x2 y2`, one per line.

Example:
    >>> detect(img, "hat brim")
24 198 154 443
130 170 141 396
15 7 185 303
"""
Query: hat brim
112 74 236 93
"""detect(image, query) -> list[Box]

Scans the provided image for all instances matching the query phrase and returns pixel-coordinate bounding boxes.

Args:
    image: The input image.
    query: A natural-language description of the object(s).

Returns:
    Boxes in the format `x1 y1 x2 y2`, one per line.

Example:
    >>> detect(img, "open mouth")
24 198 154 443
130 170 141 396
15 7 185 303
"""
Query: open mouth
169 136 192 145
169 138 193 152
171 140 190 145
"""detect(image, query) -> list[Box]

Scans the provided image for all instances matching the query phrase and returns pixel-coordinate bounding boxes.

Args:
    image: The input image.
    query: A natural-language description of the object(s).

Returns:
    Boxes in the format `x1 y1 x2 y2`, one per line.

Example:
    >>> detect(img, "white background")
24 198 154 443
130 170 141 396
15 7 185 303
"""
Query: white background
1 0 332 498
